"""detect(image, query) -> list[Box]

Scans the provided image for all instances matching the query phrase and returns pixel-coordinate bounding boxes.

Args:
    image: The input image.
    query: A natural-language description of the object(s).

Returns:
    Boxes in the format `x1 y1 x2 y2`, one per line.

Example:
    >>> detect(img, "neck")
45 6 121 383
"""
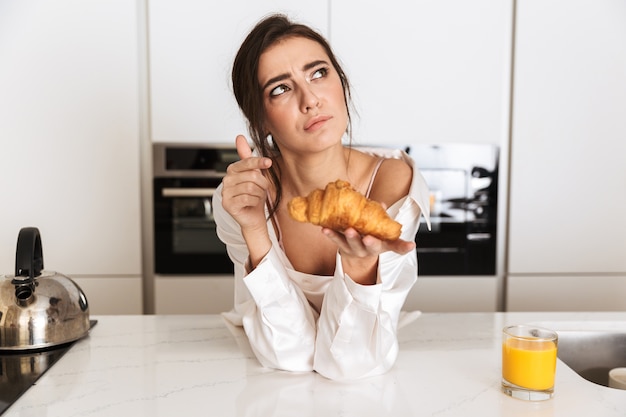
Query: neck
278 145 354 198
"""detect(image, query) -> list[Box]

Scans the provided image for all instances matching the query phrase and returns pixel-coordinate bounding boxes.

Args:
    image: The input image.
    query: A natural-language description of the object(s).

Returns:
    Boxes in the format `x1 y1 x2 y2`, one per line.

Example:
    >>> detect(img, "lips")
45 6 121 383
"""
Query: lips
304 115 332 131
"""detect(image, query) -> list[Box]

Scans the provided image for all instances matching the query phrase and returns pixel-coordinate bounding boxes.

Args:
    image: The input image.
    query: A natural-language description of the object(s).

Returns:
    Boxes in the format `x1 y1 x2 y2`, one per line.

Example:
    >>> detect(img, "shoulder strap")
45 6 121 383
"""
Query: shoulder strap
365 158 385 198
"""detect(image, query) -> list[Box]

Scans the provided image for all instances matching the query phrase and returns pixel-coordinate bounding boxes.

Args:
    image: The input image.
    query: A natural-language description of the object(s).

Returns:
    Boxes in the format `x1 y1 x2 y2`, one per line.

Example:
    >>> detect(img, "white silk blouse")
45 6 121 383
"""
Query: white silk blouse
214 148 431 381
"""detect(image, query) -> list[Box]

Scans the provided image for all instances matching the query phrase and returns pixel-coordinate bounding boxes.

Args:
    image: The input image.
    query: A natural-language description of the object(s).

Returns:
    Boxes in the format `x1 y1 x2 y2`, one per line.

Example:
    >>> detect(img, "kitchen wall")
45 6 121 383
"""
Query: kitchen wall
1 0 624 314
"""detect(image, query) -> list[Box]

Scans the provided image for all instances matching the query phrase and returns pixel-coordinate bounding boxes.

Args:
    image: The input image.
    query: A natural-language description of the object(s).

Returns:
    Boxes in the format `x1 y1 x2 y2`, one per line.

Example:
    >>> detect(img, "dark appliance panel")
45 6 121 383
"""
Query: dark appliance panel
410 144 498 276
153 143 237 275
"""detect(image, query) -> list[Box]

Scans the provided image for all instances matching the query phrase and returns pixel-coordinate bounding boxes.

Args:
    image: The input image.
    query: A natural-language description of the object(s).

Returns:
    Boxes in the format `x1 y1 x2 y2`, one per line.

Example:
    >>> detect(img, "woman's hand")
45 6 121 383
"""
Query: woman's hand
321 227 416 286
220 135 273 266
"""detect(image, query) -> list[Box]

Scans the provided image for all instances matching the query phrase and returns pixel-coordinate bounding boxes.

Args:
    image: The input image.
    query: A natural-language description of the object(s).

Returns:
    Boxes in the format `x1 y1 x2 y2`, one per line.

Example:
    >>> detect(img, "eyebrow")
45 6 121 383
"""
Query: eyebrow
261 59 330 91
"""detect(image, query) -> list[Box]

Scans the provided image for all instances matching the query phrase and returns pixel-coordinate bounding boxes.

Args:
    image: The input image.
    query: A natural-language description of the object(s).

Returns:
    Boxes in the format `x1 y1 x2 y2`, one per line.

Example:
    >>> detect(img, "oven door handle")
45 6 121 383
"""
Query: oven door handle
467 233 491 241
161 188 216 198
417 248 462 253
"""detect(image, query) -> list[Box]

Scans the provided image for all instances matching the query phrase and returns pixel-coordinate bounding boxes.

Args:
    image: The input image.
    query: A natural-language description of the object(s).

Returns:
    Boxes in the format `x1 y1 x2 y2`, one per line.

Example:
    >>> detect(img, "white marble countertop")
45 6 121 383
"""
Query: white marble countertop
4 312 626 416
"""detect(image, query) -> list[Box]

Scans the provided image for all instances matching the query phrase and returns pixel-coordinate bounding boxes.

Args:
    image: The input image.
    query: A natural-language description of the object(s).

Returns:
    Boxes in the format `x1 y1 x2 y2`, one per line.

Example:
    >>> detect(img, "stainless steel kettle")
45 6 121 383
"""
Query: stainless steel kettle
0 227 90 350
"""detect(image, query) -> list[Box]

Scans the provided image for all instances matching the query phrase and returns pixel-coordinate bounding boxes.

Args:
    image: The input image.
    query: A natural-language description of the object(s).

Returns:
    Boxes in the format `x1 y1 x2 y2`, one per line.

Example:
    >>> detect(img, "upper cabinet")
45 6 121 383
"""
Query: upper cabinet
148 0 329 143
329 0 514 147
508 0 626 275
0 0 142 277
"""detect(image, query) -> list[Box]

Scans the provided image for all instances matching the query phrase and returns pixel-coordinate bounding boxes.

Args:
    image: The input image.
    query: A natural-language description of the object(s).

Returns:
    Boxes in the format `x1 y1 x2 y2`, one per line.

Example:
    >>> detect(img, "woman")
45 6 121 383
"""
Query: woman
214 14 430 380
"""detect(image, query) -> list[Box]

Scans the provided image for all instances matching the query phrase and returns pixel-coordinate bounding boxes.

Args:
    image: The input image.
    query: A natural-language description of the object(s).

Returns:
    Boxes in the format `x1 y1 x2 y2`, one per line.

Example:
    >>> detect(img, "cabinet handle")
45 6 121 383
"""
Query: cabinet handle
161 188 216 198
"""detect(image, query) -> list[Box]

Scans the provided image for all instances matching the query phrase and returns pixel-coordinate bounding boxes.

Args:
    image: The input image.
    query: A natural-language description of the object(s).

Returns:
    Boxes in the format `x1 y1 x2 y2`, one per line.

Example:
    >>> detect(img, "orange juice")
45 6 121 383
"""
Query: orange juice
502 337 557 390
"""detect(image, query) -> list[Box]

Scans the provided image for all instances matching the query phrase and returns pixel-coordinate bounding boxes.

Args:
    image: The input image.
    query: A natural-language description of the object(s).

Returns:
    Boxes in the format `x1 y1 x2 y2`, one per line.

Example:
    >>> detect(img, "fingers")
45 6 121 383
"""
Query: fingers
384 238 416 255
220 170 269 230
224 135 271 195
344 228 370 253
323 227 379 257
323 227 415 256
221 168 270 211
235 135 253 159
221 135 275 229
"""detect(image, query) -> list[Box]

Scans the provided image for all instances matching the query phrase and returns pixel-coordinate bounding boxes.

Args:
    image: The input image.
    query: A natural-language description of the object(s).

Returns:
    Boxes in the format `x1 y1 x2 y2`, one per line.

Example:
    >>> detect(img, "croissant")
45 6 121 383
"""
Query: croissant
287 180 402 241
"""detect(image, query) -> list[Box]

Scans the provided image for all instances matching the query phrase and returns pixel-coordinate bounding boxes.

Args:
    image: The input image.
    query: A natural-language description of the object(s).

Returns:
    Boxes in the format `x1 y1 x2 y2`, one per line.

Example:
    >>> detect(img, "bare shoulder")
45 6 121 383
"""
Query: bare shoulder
368 157 412 206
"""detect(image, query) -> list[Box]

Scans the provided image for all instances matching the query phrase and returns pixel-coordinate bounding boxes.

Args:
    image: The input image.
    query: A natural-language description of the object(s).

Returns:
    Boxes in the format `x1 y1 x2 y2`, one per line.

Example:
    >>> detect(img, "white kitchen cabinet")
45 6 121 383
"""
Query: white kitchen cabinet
507 275 626 312
329 0 514 147
155 276 234 314
506 0 626 310
404 277 498 312
148 0 329 144
155 275 498 315
155 274 501 314
0 0 143 313
73 276 143 315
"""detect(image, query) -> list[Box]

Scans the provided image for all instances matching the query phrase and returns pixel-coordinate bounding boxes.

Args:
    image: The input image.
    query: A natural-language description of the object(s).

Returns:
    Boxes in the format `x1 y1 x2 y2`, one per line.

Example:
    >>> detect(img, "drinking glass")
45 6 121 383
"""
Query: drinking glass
502 325 558 401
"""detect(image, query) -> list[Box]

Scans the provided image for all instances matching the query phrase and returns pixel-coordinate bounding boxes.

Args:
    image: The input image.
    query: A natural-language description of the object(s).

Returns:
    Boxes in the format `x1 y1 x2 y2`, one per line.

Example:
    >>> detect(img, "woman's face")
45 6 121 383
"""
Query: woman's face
257 36 348 155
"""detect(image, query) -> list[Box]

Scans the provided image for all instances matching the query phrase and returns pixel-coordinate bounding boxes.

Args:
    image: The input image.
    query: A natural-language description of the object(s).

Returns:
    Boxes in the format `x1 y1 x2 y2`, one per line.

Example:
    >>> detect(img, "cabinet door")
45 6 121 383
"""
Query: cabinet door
0 0 141 276
148 0 329 143
155 276 234 314
330 0 513 146
73 276 143 315
404 277 498 312
508 0 626 274
507 275 626 311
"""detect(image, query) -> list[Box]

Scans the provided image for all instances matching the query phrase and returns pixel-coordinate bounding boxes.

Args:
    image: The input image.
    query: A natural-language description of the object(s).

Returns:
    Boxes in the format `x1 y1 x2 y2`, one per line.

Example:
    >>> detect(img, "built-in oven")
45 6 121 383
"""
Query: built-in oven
409 144 499 276
153 143 238 275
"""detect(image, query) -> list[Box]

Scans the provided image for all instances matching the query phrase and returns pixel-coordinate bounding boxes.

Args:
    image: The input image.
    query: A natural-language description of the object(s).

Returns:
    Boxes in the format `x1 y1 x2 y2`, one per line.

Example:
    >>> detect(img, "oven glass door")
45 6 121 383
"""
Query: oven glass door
154 178 233 274
416 168 496 276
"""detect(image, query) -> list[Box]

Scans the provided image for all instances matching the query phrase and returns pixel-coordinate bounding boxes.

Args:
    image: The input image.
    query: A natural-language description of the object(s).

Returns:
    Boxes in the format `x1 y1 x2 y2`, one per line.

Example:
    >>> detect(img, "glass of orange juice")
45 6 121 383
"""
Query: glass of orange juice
502 325 558 401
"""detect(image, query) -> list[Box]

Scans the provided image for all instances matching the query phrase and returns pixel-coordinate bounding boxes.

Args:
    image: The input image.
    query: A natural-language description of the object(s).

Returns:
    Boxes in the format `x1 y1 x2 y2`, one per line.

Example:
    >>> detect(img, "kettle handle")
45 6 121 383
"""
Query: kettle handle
15 227 44 278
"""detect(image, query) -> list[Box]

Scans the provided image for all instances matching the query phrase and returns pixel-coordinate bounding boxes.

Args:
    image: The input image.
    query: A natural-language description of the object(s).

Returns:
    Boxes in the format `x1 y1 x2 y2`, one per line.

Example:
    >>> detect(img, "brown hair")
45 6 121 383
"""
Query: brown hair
232 13 353 215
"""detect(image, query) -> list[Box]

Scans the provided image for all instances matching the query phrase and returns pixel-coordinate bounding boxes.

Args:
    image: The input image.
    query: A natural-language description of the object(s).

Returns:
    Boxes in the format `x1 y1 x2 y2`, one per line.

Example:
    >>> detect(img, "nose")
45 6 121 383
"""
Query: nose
299 84 320 113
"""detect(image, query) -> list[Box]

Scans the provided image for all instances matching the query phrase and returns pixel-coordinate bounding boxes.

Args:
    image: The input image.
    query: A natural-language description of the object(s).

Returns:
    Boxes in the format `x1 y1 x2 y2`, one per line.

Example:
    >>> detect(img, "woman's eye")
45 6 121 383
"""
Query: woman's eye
270 84 289 97
310 67 328 80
